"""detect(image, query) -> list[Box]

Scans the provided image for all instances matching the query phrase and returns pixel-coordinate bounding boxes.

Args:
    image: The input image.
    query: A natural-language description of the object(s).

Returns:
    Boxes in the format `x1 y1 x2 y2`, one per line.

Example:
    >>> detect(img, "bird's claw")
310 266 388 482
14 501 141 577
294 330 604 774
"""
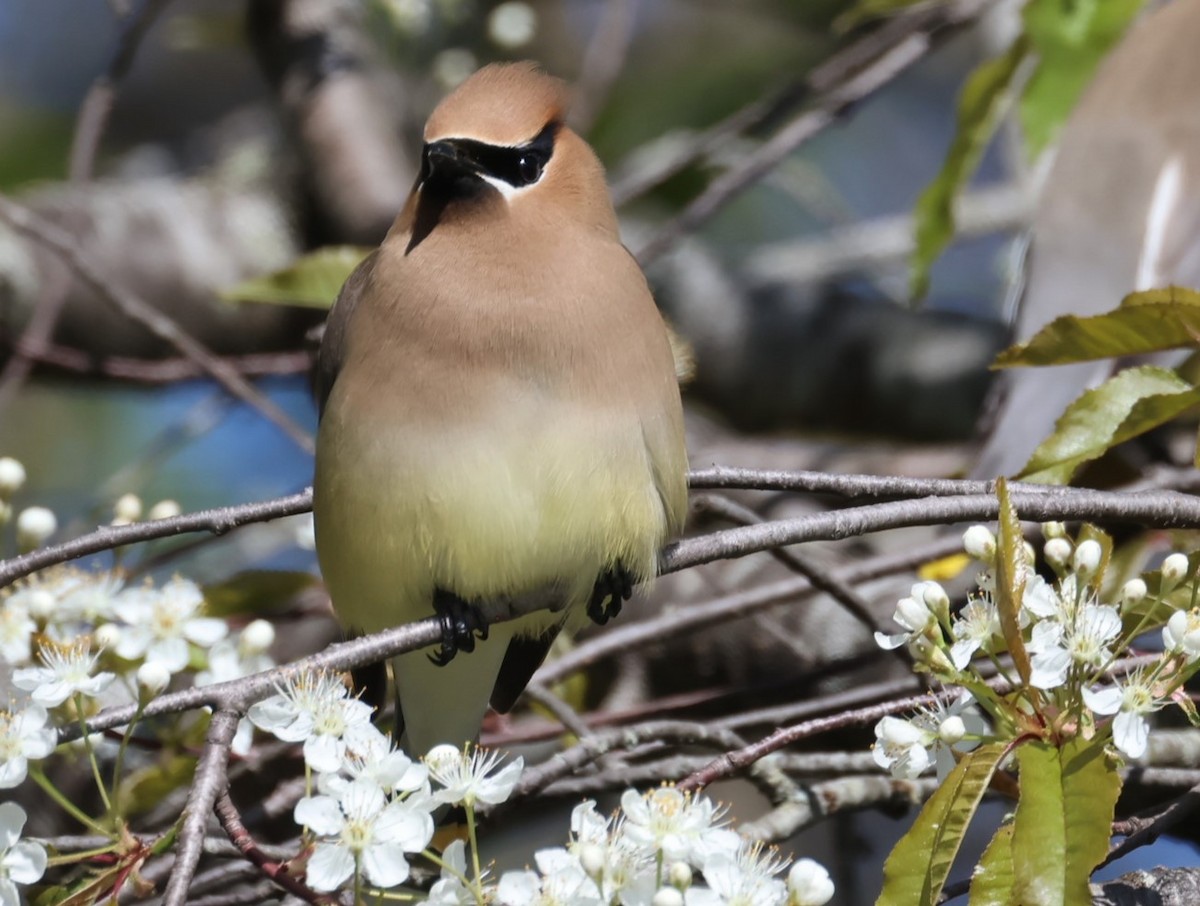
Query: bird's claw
588 563 634 625
429 590 489 666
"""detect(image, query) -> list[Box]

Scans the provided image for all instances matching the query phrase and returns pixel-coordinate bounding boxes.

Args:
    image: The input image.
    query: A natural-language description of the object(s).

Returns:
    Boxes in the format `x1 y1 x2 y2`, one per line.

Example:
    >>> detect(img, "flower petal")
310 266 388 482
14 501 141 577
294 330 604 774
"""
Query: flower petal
305 842 355 892
294 796 344 836
362 842 411 888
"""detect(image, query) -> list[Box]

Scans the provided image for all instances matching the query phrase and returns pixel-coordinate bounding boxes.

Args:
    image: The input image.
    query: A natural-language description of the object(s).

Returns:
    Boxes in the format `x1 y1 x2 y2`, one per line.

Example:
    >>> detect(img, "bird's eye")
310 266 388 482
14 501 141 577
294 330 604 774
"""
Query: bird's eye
517 154 543 185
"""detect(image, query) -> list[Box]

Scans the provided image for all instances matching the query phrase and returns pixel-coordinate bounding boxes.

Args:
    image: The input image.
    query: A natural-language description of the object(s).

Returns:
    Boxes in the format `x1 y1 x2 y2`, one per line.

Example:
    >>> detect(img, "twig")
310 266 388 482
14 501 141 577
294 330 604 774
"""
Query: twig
634 0 990 265
1101 781 1200 869
162 709 241 906
686 466 1065 499
213 789 332 904
0 195 315 454
691 492 902 656
677 690 956 791
69 0 173 181
503 720 785 805
661 489 1200 575
20 341 311 384
744 182 1031 287
569 0 640 134
0 490 313 589
739 774 939 842
522 682 596 742
0 0 174 412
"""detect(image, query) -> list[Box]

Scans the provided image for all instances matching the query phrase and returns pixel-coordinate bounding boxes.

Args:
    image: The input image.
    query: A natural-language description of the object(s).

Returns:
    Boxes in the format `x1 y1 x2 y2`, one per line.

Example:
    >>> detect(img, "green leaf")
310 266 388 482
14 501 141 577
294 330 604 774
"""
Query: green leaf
876 741 1009 906
1019 0 1147 155
995 298 1200 368
910 38 1029 300
220 246 372 309
994 478 1032 685
1011 737 1120 906
203 569 318 618
969 823 1016 906
1016 366 1200 484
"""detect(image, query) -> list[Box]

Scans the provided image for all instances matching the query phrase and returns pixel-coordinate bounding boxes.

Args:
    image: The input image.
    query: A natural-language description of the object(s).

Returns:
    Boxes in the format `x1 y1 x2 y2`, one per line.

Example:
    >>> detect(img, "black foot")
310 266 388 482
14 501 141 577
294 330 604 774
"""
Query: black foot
588 563 634 625
429 590 489 666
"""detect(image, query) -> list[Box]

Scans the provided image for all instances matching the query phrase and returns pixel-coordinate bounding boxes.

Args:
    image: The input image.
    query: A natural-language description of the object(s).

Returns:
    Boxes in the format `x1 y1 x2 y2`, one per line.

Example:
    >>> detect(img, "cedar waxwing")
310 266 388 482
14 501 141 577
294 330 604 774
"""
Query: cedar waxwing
312 62 689 755
973 0 1200 479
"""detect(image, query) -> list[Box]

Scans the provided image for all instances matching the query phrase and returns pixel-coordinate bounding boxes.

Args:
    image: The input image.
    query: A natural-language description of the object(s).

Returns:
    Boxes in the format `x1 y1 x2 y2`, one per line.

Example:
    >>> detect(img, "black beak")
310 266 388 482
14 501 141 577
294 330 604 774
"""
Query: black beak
423 140 479 181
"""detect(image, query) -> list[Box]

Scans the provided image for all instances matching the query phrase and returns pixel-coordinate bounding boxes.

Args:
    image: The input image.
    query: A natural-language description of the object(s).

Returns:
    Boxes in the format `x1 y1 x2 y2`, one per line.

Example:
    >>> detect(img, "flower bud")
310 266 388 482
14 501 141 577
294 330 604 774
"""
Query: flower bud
241 619 275 655
920 582 950 623
652 888 684 906
488 1 538 49
147 499 181 521
788 859 835 906
0 457 26 498
137 661 171 695
1072 540 1102 579
938 715 967 745
895 595 934 634
1043 538 1072 571
24 588 56 620
1119 578 1148 609
1162 553 1192 593
16 506 56 551
668 862 693 890
962 525 996 563
1042 521 1067 540
112 493 143 526
577 842 606 878
94 623 122 650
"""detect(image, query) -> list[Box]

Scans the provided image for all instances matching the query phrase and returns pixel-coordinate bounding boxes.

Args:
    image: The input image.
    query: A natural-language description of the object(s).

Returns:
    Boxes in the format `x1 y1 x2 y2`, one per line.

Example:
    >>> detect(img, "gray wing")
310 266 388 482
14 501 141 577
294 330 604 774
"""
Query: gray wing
314 250 379 419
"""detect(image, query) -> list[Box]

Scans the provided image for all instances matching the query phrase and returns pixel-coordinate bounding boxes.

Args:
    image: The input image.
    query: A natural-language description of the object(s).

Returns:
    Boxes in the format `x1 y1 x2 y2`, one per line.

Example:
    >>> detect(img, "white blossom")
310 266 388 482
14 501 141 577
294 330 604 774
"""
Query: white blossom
620 787 738 865
248 671 378 773
320 731 427 799
13 639 116 707
1083 670 1163 759
684 844 787 906
949 595 1001 669
874 587 937 652
0 598 34 666
113 578 227 674
1027 604 1121 690
136 661 171 696
874 694 982 779
55 570 124 626
426 744 523 807
0 705 56 788
15 507 56 551
1163 609 1200 662
428 839 475 905
787 859 834 906
0 803 46 906
295 778 434 892
873 715 933 780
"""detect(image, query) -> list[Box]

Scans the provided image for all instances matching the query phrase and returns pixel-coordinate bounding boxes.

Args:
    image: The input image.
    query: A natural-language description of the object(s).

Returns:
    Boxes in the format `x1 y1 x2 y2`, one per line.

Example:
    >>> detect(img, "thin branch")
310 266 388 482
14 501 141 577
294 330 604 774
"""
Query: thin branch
634 0 990 265
20 341 311 384
661 490 1200 575
522 681 596 742
569 0 640 134
162 709 241 906
686 466 1066 499
1102 781 1200 869
213 789 332 904
744 182 1031 287
0 490 313 589
533 534 963 688
0 195 315 454
69 0 173 181
677 690 956 792
0 0 174 412
691 492 904 659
